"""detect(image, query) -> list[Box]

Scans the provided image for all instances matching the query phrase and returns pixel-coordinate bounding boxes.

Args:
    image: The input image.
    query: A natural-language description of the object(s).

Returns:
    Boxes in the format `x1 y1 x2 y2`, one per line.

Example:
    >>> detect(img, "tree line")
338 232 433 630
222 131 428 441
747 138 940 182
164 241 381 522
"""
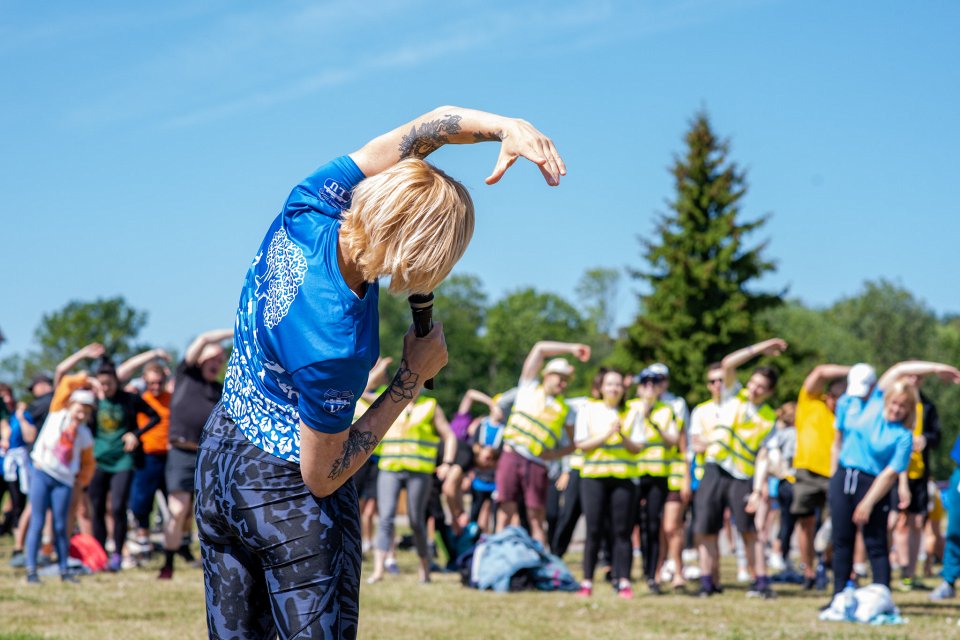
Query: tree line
3 112 957 476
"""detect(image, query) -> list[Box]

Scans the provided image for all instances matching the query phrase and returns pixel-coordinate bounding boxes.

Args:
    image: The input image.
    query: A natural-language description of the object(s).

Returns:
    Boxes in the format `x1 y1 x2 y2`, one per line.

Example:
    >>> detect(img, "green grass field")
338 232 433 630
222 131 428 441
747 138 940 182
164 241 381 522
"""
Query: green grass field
0 535 956 639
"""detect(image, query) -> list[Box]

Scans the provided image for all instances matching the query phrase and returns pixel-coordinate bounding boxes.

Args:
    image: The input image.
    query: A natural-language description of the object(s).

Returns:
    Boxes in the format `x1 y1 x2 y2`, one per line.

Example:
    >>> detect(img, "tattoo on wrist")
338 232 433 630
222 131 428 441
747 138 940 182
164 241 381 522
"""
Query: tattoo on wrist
399 114 463 158
328 428 379 480
370 359 419 410
472 130 503 143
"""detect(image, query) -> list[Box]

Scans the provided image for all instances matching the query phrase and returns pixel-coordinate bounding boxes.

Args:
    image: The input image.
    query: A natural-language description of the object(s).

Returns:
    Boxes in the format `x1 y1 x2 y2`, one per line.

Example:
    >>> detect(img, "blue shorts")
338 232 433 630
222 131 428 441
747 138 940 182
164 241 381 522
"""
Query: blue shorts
195 404 361 639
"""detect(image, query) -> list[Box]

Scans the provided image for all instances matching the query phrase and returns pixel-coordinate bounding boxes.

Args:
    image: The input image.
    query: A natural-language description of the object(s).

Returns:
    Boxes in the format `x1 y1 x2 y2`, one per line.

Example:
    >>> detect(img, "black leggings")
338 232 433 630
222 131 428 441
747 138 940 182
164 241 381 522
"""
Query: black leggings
777 480 798 560
89 468 134 556
548 469 582 557
0 476 27 534
638 475 669 581
829 466 891 594
580 476 636 583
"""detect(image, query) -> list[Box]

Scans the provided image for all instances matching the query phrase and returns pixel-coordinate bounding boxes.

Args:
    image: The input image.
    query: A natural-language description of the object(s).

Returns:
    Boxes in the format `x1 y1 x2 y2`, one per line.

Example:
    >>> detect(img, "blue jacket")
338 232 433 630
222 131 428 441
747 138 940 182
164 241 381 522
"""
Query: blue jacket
472 526 578 592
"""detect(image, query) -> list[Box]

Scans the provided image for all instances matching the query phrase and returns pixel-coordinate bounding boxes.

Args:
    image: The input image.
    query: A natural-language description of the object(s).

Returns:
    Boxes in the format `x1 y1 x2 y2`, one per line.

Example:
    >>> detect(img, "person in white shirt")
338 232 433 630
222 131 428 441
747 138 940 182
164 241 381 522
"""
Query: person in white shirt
24 389 96 584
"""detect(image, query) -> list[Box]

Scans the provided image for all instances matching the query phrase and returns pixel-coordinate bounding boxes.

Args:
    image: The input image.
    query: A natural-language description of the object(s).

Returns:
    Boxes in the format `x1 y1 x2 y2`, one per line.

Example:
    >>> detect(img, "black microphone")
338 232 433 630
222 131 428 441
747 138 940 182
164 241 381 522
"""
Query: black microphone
408 292 435 390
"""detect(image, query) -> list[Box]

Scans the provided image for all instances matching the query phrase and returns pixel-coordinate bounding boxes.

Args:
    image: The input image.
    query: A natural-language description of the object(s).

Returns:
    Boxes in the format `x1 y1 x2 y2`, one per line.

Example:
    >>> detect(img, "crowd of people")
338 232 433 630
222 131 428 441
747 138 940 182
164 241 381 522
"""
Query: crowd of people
0 333 229 583
4 331 958 612
3 105 960 639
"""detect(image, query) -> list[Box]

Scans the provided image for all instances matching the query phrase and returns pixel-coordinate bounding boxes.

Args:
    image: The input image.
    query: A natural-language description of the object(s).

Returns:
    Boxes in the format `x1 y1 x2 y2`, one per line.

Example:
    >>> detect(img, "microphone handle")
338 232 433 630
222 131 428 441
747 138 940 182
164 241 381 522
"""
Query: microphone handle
408 293 435 390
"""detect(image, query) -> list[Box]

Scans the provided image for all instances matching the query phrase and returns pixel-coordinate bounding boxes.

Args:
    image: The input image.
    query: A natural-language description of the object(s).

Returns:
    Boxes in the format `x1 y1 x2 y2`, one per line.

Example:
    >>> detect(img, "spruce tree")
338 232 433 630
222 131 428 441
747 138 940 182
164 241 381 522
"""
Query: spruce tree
614 111 781 402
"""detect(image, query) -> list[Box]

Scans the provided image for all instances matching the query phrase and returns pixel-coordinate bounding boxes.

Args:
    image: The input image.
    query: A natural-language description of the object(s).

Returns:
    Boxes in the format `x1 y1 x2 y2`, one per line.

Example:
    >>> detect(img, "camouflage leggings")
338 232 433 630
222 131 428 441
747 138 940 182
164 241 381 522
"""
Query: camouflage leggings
195 404 361 639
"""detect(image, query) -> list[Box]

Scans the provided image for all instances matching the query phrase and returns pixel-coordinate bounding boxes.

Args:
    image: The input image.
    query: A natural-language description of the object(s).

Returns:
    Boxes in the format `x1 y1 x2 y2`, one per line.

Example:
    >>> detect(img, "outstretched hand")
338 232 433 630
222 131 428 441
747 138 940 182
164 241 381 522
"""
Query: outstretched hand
937 366 960 384
485 119 565 186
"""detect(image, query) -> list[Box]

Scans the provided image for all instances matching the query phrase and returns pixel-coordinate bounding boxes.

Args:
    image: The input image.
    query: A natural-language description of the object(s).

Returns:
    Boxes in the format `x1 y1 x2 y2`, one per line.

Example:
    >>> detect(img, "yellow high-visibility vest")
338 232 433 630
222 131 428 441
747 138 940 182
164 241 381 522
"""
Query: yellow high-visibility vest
378 397 439 474
706 390 776 478
907 401 925 480
626 399 676 478
579 400 637 479
503 385 569 458
690 399 719 482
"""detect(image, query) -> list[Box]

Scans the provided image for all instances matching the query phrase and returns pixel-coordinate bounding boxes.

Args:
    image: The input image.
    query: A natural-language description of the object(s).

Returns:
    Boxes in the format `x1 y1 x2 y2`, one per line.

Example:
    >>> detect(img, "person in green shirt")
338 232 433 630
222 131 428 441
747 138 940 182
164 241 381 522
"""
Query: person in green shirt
88 360 160 571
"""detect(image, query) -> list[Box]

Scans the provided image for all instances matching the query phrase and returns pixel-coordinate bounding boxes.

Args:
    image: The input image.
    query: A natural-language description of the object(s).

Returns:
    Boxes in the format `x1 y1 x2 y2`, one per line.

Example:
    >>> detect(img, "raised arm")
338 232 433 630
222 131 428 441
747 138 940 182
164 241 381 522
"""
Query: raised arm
803 364 852 395
433 405 459 479
877 361 960 391
720 338 788 388
117 348 171 383
54 343 105 386
184 329 233 367
349 106 565 186
519 341 591 383
457 389 495 416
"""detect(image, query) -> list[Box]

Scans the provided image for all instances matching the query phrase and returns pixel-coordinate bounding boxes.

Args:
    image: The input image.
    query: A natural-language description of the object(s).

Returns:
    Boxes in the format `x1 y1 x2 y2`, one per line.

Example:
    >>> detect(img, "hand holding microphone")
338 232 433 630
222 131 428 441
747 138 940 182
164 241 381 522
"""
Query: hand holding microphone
408 293 436 390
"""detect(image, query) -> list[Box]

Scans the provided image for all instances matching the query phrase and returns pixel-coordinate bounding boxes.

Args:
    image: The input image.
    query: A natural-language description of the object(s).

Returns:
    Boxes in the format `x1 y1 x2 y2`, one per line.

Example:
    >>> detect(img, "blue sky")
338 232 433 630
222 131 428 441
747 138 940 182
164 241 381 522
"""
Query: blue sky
2 0 959 360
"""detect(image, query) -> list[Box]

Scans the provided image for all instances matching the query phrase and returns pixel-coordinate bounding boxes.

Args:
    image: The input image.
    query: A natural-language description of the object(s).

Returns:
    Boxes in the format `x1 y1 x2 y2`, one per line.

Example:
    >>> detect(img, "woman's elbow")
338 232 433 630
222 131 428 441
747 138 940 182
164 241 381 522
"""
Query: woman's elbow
301 469 339 499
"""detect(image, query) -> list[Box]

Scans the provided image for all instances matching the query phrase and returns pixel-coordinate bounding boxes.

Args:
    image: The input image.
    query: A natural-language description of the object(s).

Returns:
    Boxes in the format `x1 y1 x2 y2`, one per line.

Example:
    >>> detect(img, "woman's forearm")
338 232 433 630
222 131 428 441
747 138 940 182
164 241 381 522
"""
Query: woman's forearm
860 468 899 510
300 360 424 498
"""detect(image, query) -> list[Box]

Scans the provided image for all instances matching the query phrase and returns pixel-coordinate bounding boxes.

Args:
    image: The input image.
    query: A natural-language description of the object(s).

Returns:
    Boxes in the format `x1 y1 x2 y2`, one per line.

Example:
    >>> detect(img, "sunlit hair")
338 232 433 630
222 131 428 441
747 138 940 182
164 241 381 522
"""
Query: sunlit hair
340 158 475 294
885 379 919 428
143 362 166 380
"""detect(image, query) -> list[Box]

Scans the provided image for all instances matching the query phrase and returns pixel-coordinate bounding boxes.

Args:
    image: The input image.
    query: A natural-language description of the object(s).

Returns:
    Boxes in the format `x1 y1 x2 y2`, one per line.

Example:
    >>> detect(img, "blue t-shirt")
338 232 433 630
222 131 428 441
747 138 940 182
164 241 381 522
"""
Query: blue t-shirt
836 387 912 476
222 155 380 463
8 411 33 449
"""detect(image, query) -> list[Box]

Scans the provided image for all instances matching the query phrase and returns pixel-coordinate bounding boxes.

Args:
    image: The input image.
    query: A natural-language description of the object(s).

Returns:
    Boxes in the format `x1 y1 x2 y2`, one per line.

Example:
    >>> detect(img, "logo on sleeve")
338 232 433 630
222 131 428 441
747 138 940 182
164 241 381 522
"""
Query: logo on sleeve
322 389 355 415
318 178 350 209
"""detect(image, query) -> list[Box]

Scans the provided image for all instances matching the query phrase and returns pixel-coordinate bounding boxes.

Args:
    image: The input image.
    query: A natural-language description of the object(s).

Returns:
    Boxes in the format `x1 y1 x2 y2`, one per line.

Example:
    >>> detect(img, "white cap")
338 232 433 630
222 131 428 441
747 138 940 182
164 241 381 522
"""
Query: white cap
846 363 877 398
648 363 670 378
69 389 97 407
542 358 575 378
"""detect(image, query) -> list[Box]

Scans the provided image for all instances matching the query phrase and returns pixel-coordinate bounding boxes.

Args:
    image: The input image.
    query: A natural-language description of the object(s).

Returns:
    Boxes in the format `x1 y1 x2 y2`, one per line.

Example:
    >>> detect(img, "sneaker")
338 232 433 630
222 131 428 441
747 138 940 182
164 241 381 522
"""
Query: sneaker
385 559 400 575
681 565 702 581
25 572 41 585
767 554 786 573
617 584 634 600
646 579 662 595
576 584 593 597
107 553 122 572
158 566 173 580
747 583 776 599
37 554 53 567
61 573 80 584
696 584 721 598
897 578 915 592
929 581 956 601
9 551 25 568
803 577 816 591
736 567 751 584
814 563 829 591
659 559 676 584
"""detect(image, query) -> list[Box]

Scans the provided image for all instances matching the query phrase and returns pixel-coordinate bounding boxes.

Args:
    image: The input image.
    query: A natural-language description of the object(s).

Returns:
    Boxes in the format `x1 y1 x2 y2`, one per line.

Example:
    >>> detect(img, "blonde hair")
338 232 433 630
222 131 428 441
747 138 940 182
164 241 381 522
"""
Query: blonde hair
339 158 474 294
885 379 919 428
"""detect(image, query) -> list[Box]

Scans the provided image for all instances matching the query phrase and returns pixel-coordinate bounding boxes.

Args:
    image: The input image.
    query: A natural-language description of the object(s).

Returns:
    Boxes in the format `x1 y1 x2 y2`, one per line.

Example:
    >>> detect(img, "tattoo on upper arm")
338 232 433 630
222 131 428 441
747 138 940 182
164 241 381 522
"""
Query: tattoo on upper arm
370 358 419 410
398 115 463 159
328 429 379 480
472 130 503 143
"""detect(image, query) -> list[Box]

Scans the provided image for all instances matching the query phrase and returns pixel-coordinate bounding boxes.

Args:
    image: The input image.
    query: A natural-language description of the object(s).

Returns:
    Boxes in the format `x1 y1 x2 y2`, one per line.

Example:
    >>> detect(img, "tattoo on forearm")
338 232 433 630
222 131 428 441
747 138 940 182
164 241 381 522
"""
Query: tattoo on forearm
328 429 379 480
472 130 504 143
370 358 419 410
399 115 463 158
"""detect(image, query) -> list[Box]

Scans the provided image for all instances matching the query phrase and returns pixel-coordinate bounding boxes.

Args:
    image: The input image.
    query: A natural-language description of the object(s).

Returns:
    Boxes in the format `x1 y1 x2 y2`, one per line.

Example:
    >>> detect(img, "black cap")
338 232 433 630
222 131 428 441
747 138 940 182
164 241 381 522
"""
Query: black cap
29 372 53 391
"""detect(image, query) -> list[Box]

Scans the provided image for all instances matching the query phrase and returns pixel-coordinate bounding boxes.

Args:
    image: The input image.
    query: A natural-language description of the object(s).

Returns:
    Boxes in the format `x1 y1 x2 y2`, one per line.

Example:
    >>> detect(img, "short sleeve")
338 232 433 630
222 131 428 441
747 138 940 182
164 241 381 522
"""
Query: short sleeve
77 425 94 450
292 358 369 435
834 395 851 435
285 156 367 220
889 430 914 474
574 405 591 443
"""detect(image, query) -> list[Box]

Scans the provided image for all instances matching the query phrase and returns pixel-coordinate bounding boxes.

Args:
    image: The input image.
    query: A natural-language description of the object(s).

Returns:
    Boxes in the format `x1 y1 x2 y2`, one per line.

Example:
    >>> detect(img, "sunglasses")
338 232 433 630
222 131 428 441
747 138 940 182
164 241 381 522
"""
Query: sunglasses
707 378 724 385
